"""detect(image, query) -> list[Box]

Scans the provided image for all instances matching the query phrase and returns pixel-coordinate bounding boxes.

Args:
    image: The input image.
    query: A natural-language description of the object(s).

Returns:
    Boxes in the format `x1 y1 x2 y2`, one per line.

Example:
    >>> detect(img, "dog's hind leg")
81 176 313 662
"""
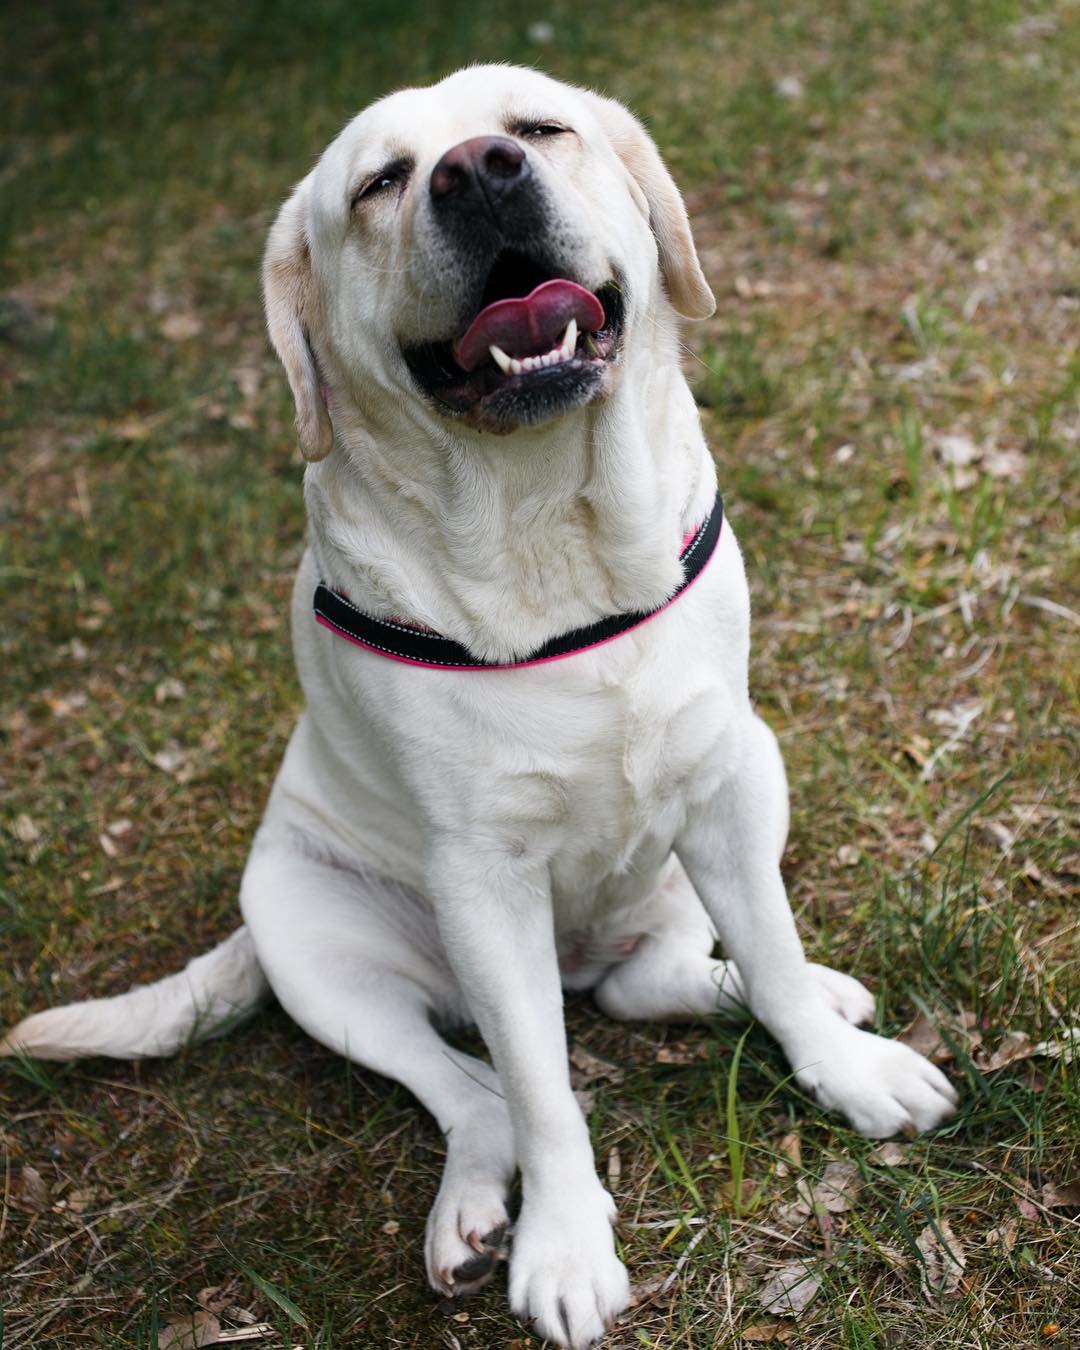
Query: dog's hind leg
240 832 514 1297
594 853 875 1027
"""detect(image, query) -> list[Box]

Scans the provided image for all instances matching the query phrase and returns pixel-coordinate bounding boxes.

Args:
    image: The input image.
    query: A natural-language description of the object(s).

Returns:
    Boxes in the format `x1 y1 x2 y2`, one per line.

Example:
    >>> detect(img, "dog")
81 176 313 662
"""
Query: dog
3 65 957 1349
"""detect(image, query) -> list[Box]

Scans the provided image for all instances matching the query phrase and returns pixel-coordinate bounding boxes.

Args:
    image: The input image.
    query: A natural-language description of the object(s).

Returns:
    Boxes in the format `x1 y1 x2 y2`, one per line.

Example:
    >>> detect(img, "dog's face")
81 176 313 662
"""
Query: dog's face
265 65 714 455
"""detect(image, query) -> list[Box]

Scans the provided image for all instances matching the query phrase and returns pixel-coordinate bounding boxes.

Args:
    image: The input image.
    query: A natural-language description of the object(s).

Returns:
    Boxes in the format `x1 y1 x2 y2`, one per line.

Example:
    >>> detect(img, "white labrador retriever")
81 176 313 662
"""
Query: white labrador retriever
4 65 956 1349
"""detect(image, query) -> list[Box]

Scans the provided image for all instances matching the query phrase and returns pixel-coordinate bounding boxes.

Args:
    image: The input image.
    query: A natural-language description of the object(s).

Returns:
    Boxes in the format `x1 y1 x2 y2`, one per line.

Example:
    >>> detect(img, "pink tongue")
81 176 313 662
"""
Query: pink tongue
454 279 605 373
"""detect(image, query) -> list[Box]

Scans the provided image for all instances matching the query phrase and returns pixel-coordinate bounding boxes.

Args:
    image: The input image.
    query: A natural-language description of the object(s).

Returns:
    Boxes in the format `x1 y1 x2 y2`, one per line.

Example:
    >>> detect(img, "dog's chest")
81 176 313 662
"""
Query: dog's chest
474 639 735 896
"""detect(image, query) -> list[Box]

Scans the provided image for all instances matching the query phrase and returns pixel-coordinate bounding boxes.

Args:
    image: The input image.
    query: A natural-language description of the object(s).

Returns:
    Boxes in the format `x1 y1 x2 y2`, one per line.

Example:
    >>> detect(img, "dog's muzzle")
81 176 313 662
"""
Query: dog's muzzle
399 136 626 431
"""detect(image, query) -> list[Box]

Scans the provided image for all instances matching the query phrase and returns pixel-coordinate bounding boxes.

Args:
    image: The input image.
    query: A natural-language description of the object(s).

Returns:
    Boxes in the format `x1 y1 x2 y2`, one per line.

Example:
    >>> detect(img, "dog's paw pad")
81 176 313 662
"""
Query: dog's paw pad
449 1223 510 1292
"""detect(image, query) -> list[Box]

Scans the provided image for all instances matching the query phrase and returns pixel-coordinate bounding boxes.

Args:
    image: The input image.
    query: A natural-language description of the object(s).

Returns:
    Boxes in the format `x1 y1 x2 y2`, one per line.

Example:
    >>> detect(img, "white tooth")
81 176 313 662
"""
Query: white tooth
522 356 535 372
489 344 512 374
563 317 578 353
542 352 555 367
509 358 523 375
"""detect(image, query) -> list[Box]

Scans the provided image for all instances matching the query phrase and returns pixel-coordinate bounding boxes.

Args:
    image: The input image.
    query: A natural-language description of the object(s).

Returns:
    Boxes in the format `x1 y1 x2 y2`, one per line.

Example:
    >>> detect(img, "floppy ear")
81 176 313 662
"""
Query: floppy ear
263 181 334 462
585 92 715 321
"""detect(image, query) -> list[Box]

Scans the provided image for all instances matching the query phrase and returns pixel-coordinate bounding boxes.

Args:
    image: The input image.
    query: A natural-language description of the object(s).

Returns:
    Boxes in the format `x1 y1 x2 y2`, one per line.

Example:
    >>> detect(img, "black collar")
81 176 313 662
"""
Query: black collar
313 490 723 670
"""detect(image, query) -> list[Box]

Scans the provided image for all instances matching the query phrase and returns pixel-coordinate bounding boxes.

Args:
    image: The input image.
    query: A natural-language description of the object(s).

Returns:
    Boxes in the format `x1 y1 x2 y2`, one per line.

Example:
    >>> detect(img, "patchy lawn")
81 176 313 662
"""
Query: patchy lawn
2 1 1077 1346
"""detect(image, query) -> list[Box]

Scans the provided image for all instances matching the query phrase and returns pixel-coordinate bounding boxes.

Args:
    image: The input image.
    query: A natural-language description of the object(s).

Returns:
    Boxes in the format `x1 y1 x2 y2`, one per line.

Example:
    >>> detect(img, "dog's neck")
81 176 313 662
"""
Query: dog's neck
305 337 716 663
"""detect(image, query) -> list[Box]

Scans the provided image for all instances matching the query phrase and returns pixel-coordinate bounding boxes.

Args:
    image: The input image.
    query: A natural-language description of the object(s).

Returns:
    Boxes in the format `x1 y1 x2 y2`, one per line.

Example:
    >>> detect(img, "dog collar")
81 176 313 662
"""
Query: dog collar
313 491 723 670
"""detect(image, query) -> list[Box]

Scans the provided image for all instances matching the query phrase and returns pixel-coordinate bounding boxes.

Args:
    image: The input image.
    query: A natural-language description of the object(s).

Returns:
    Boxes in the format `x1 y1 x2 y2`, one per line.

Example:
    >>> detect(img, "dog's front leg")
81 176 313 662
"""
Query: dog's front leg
428 838 629 1349
677 714 957 1138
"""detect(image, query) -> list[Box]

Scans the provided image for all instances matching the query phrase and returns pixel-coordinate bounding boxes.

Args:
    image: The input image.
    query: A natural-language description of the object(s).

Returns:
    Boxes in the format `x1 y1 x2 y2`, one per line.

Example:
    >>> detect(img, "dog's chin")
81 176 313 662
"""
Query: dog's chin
417 355 611 433
400 264 625 434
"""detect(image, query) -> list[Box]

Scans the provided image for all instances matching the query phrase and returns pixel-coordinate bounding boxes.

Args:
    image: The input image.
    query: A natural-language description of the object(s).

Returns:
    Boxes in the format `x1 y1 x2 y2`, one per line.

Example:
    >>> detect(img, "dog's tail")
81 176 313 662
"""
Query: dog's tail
0 927 269 1061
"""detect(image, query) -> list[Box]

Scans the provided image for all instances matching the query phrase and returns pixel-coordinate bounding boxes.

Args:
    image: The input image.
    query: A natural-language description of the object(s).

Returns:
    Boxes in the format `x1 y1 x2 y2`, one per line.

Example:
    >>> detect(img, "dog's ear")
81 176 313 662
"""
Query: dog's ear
585 92 715 321
263 181 334 462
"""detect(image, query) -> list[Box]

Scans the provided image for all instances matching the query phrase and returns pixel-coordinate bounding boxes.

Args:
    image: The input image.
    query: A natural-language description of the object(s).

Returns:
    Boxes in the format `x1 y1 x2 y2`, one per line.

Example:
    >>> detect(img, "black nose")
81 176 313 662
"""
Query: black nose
430 136 530 208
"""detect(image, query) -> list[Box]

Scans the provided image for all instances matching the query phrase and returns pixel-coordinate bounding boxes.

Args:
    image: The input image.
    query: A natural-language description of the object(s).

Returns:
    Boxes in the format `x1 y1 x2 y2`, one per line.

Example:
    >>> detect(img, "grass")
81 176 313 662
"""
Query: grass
2 0 1078 1346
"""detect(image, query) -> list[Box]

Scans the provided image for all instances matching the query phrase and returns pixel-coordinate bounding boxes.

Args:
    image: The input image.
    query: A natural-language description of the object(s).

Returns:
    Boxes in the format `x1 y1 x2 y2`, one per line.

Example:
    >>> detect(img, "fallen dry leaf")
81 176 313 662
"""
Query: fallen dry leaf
875 1243 907 1271
1040 1181 1080 1210
231 363 261 402
976 1030 1032 1072
157 1310 220 1350
627 1273 668 1307
916 1221 966 1302
772 1199 811 1228
653 1041 710 1064
898 1011 951 1062
65 1187 97 1215
774 74 805 101
195 1286 229 1313
985 1218 1018 1252
774 1131 801 1177
898 1009 978 1065
741 1322 798 1342
572 1087 594 1114
976 1026 1079 1072
151 744 189 776
935 432 979 467
155 677 186 704
12 813 41 844
45 691 89 717
759 1260 822 1316
982 447 1025 480
15 1164 50 1212
569 1044 623 1082
607 1146 622 1188
1030 1027 1079 1066
811 1160 862 1213
111 413 154 441
868 1142 911 1167
160 311 203 341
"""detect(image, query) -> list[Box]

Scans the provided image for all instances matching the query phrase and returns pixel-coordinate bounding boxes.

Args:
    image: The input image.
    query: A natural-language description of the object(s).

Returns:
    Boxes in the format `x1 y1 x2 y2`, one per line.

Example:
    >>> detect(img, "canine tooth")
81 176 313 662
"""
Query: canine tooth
489 344 513 374
563 317 578 354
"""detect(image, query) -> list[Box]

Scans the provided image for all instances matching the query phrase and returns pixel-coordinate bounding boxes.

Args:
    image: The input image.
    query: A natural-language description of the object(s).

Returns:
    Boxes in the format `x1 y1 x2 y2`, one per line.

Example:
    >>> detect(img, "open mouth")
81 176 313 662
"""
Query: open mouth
402 249 625 427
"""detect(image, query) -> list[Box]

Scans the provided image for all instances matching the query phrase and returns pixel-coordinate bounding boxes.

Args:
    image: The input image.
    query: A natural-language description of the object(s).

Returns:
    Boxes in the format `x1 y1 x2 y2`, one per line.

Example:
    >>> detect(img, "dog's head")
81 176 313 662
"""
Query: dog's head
264 65 714 458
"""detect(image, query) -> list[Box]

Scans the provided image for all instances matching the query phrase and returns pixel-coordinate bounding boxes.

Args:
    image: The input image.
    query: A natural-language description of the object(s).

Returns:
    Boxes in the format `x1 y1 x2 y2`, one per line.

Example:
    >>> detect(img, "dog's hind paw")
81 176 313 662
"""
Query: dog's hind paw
807 963 876 1027
793 1018 958 1138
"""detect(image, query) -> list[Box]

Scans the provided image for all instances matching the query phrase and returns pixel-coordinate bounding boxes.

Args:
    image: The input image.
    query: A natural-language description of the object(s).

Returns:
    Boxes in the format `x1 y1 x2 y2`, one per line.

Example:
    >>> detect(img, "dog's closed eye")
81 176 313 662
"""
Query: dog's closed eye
351 157 414 210
511 121 573 140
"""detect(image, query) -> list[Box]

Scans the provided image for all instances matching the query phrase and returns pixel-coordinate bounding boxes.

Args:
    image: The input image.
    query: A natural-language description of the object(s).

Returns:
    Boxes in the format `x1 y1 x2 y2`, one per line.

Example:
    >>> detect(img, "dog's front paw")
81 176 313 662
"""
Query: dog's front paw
509 1181 629 1348
793 1019 958 1138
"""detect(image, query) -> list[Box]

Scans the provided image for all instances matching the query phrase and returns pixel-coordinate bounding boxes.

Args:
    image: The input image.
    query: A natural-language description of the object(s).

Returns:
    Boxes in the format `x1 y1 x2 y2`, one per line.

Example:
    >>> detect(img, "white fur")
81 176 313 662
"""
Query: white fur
2 66 956 1349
